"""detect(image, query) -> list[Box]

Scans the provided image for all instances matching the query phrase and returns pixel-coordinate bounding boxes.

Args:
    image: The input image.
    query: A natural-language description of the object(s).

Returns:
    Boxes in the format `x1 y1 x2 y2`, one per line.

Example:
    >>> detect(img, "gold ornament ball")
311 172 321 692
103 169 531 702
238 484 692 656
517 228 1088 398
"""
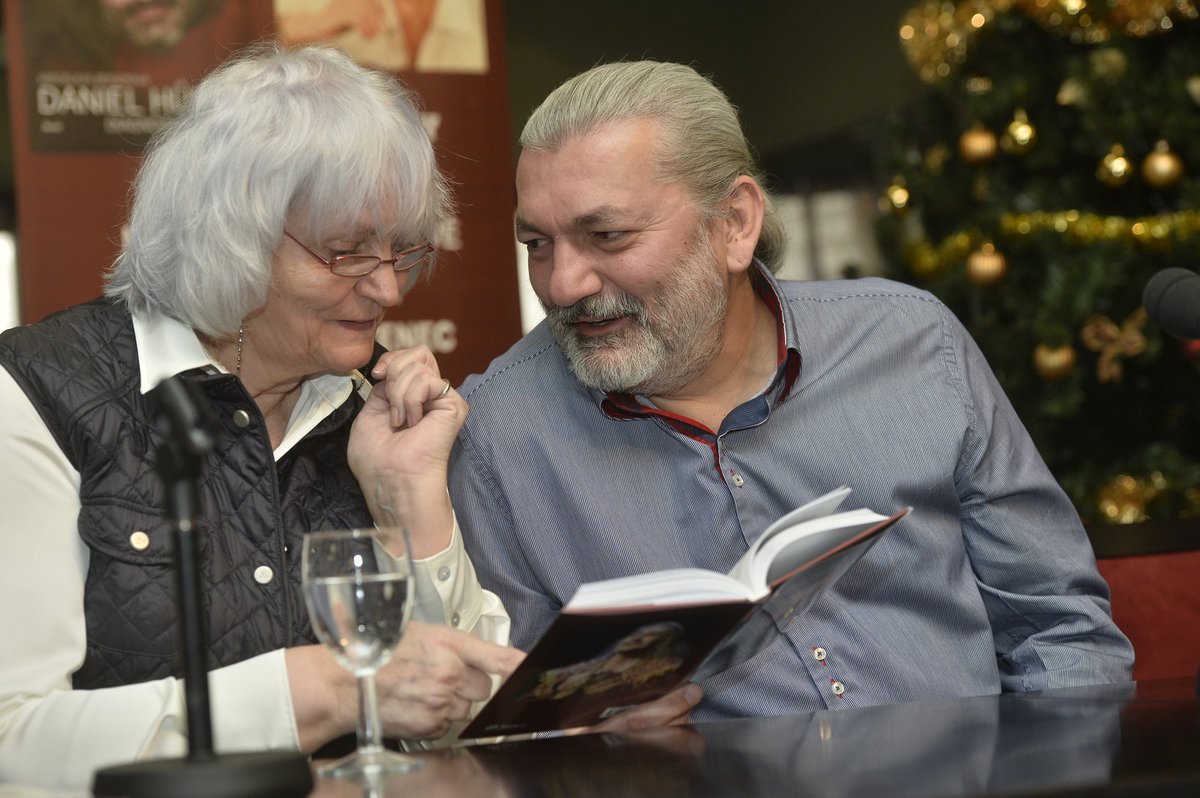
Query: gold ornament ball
1141 141 1184 189
1097 474 1151 524
1033 343 1076 381
1001 109 1037 155
1089 48 1128 80
883 178 910 213
1096 144 1133 187
966 242 1007 285
959 126 998 166
1056 77 1089 107
1099 472 1156 523
1186 75 1200 107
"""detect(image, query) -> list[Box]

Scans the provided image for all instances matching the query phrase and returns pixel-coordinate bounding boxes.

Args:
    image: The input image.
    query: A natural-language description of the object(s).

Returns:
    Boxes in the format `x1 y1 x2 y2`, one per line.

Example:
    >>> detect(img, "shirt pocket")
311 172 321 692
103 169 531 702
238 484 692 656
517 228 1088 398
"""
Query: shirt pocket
74 500 180 688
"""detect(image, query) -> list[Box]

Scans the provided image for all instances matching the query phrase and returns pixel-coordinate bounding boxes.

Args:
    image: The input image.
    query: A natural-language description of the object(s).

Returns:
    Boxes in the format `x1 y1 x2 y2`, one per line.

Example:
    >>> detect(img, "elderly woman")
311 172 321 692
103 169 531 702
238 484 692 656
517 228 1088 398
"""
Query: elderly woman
0 43 520 786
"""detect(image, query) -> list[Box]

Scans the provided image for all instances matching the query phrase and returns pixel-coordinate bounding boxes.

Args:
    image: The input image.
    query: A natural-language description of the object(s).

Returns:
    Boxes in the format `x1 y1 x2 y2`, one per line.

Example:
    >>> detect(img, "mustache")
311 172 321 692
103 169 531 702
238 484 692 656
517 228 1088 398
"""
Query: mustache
546 293 646 325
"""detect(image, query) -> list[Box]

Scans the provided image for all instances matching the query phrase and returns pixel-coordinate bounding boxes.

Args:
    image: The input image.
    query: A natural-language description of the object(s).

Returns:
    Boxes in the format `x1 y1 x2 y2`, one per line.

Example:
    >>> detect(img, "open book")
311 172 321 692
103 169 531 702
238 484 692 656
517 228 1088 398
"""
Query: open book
460 487 909 738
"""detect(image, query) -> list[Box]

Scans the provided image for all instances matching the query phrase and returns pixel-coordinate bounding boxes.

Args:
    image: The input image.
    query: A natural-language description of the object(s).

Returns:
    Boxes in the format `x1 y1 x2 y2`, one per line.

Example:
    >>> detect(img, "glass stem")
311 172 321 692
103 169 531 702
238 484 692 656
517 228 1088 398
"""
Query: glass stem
357 671 384 757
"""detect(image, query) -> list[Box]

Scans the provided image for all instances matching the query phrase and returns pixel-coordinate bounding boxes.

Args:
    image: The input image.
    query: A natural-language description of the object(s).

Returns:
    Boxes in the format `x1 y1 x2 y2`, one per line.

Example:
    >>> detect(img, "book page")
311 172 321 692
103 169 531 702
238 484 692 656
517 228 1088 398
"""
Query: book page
725 486 851 588
755 509 887 587
567 567 756 610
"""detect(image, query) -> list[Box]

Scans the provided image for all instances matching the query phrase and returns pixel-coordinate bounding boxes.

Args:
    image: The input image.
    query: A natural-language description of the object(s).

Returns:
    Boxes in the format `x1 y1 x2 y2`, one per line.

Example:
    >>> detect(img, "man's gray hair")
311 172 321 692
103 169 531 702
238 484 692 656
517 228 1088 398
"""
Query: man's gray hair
520 60 784 271
105 42 451 338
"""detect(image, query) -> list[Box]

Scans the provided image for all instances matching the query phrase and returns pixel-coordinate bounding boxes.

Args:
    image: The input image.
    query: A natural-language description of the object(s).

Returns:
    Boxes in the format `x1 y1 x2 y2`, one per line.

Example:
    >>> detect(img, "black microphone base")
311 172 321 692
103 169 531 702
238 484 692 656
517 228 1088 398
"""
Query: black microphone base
93 750 312 798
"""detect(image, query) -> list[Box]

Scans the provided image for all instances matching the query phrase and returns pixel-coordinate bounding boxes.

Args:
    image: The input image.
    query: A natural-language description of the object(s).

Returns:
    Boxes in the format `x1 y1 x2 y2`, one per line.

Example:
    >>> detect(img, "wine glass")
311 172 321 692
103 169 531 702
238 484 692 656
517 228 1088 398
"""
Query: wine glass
302 527 423 778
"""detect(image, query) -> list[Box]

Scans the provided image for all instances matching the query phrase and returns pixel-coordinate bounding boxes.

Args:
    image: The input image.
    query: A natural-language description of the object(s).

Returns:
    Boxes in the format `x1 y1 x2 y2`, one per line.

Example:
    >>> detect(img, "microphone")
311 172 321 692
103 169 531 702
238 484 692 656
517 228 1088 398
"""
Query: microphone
93 376 311 797
1143 267 1200 339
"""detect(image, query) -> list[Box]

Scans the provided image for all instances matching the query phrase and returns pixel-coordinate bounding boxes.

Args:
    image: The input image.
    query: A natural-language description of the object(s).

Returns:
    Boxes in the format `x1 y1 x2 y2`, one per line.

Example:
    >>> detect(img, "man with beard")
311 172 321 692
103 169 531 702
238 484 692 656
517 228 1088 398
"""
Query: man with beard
97 0 219 51
22 0 258 151
448 60 1132 724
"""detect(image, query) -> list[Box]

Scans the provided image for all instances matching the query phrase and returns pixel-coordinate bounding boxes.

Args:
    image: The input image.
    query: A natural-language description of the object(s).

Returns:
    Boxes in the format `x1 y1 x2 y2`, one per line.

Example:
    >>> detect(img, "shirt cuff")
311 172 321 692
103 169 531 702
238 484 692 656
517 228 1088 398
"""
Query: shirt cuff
209 649 300 752
411 512 485 632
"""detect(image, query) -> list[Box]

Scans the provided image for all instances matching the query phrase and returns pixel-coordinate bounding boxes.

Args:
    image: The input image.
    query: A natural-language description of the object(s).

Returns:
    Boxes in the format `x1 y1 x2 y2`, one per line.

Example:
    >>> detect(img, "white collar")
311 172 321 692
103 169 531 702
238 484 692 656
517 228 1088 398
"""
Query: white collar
130 311 366 458
131 310 215 395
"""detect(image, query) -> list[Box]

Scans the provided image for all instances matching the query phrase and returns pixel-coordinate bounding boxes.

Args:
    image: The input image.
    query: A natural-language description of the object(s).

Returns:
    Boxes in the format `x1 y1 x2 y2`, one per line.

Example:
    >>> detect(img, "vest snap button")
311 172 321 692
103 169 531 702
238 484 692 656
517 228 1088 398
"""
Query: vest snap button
232 409 251 428
129 531 150 551
254 565 274 584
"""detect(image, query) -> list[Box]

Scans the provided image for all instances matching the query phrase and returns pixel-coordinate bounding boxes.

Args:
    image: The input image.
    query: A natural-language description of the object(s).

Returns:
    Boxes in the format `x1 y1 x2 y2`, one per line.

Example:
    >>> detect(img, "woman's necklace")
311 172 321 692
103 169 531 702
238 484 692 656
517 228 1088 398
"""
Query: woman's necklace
235 323 244 377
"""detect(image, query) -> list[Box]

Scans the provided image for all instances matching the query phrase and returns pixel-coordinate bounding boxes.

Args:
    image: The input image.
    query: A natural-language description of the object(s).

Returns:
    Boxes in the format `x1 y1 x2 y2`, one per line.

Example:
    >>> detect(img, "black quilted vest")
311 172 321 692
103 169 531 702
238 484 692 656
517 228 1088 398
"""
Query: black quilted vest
0 298 374 688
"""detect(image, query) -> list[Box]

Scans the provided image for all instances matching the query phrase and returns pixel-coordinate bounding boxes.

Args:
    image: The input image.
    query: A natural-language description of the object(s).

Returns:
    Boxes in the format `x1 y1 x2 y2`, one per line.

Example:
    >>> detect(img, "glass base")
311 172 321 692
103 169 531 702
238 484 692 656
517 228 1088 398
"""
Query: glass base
317 747 425 779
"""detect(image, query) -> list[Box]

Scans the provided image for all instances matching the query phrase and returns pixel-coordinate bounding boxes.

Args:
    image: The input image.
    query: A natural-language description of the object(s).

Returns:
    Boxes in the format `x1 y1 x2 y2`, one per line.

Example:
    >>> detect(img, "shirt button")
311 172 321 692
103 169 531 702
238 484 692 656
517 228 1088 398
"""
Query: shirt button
731 474 745 487
129 531 150 551
437 566 451 582
813 647 827 662
450 612 461 627
232 409 251 428
831 680 845 696
253 565 274 584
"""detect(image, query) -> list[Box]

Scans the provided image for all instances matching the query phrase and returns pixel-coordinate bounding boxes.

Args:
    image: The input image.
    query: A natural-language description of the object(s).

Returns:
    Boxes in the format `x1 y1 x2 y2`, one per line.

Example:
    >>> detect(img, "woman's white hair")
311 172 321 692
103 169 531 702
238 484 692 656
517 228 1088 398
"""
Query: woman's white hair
105 42 450 337
519 60 785 272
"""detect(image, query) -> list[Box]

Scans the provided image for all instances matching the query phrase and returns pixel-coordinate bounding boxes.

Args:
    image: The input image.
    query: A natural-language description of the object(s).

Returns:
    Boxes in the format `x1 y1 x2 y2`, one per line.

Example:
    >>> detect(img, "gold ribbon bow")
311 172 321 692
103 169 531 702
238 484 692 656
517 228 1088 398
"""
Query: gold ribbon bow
1079 308 1147 383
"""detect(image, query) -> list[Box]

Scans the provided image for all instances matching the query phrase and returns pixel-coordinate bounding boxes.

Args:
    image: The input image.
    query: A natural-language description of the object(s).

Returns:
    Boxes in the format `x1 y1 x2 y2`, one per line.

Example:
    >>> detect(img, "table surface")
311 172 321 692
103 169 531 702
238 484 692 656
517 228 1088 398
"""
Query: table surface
308 677 1200 798
5 678 1195 797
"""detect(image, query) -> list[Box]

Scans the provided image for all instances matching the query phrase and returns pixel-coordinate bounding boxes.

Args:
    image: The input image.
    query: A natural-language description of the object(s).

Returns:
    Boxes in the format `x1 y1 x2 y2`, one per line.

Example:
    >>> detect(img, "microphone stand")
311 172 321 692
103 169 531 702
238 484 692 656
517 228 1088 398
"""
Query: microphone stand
93 377 312 797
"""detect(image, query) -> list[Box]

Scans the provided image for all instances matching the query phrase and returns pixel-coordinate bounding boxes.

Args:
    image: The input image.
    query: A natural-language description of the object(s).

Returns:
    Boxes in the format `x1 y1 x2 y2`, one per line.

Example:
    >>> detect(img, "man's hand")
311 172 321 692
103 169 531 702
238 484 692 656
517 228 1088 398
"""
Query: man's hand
557 682 702 741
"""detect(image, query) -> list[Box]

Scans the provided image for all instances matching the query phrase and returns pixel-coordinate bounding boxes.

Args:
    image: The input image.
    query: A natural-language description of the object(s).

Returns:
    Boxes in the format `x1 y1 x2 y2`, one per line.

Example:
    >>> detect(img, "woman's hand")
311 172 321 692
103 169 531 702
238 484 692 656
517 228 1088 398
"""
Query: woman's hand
375 622 525 741
348 346 465 557
287 621 525 751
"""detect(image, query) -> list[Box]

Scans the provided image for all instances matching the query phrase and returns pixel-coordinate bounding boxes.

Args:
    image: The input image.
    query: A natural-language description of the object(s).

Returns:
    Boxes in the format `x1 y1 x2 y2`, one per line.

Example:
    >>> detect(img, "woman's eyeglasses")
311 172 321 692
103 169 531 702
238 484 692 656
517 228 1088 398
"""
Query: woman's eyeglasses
285 231 433 277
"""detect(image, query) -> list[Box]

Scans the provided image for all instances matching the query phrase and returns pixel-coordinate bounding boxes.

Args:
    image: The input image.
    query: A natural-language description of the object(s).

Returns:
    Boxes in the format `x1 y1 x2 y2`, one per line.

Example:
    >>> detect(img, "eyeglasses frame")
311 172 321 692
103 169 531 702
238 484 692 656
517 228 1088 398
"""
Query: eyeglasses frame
284 231 434 277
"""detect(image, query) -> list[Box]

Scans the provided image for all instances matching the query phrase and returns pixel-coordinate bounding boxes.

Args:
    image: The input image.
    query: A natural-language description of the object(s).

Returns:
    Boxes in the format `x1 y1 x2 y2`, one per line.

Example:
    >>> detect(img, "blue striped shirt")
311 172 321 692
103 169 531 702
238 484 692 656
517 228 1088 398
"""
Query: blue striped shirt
449 267 1133 719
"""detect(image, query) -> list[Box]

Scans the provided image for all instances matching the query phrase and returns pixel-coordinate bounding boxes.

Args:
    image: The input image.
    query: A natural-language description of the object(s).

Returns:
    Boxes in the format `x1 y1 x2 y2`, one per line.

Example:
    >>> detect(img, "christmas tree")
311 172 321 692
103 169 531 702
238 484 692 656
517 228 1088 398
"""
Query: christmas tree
874 0 1200 525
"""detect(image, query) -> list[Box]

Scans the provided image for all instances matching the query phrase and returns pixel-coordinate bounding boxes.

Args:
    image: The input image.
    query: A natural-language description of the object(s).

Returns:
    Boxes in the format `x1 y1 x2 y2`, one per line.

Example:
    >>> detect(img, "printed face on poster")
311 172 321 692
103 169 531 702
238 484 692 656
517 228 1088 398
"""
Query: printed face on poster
22 0 250 151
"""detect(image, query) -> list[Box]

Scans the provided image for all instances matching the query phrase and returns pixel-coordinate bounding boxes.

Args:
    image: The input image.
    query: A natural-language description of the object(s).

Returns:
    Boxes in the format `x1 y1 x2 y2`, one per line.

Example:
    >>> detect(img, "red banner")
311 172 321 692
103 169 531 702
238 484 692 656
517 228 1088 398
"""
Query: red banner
4 0 521 383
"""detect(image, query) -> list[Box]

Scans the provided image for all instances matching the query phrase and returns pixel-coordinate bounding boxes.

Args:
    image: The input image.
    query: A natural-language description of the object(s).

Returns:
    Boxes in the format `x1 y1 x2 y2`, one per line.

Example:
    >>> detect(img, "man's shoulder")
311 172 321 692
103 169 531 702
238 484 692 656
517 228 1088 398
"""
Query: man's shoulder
777 276 958 332
458 322 578 404
778 276 943 307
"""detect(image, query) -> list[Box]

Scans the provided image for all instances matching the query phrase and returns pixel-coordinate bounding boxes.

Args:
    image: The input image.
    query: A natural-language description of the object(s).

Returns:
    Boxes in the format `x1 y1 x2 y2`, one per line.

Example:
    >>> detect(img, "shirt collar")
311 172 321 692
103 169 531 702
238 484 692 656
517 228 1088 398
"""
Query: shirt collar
131 310 215 395
599 260 802 419
131 309 361 402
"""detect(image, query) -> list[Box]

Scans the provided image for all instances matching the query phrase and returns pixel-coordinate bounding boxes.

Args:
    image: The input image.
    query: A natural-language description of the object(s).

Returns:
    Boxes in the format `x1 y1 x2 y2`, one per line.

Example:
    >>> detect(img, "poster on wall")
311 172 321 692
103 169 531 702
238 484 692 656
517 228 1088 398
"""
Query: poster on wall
5 0 522 382
3 0 276 327
22 0 269 152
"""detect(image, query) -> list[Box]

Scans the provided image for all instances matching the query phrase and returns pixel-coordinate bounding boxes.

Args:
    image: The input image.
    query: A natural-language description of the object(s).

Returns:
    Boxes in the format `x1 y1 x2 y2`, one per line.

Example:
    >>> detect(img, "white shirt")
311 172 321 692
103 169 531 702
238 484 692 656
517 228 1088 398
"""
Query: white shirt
0 311 509 789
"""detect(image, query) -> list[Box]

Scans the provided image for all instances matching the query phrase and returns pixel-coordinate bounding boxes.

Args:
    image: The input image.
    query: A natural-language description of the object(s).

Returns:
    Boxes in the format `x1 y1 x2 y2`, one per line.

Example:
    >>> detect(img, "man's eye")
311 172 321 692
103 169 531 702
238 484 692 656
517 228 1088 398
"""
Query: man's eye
523 238 550 252
595 231 627 242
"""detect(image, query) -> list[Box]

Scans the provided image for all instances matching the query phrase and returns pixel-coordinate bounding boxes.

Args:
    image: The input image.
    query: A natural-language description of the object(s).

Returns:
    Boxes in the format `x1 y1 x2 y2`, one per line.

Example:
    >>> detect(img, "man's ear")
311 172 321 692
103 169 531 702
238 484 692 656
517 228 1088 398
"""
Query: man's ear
722 176 765 275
